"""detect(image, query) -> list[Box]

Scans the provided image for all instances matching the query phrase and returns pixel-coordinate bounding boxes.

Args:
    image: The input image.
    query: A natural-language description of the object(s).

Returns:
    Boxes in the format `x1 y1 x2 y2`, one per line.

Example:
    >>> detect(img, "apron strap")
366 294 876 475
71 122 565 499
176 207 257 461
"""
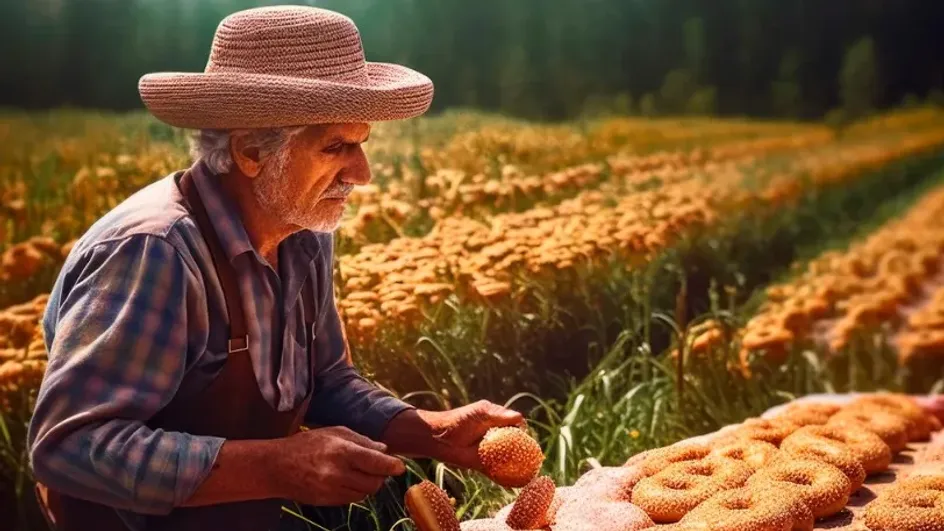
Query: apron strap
178 170 248 354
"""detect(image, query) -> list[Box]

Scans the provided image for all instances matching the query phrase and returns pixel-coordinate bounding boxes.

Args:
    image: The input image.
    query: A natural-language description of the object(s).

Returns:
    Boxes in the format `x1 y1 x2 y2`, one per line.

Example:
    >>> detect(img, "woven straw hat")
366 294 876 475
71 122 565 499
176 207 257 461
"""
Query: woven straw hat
138 6 434 129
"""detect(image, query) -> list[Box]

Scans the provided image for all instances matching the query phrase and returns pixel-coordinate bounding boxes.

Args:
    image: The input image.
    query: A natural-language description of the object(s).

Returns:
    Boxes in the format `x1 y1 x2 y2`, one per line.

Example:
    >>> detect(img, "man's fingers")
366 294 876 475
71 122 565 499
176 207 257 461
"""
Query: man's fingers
483 401 526 429
345 443 407 477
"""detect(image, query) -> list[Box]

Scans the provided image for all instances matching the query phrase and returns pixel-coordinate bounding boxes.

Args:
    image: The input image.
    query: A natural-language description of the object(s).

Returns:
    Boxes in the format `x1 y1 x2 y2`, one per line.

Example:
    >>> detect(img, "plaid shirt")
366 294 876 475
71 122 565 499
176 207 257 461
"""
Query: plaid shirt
28 160 413 525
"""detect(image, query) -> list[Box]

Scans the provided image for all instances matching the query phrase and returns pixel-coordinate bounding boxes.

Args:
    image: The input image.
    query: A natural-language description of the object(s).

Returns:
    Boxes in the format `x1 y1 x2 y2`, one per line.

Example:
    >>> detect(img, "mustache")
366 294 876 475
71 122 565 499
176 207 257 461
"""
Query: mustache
321 182 354 200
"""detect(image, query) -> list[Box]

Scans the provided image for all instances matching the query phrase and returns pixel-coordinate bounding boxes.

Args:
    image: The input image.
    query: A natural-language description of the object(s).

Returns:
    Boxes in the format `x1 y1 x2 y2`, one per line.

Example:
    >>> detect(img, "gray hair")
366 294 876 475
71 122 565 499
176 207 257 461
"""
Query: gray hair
189 126 307 174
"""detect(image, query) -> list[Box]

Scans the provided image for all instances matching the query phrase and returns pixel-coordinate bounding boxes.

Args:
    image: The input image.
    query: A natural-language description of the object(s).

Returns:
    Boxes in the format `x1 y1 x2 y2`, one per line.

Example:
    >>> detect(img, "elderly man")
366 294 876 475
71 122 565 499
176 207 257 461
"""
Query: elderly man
27 6 523 531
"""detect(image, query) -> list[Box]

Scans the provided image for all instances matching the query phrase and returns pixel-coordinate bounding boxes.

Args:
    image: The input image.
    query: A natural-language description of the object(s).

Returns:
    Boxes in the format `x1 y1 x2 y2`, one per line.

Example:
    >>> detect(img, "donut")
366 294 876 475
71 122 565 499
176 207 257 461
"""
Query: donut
747 458 851 519
477 427 545 488
775 401 841 426
678 486 813 531
728 418 800 447
827 408 910 453
405 480 461 531
632 457 753 523
780 438 866 493
553 494 655 531
863 490 944 531
850 393 933 441
708 440 780 471
898 475 944 495
639 443 711 477
776 409 830 428
781 424 891 474
505 476 555 530
572 465 647 502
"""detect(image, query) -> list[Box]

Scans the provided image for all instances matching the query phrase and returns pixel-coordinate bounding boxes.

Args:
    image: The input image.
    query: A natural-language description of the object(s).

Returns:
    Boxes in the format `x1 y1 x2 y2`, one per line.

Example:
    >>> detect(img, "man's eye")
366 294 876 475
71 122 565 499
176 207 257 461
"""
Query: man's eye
324 143 344 153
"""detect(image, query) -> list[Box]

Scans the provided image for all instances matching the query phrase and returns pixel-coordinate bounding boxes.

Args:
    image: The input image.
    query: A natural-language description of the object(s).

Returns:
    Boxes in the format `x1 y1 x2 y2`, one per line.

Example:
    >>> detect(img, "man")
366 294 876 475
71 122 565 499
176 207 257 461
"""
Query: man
27 6 524 531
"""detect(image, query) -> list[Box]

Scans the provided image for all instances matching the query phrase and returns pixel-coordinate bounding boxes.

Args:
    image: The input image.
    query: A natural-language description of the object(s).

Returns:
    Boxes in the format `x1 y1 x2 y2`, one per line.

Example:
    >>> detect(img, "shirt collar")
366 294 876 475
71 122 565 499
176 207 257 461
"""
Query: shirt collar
189 159 324 267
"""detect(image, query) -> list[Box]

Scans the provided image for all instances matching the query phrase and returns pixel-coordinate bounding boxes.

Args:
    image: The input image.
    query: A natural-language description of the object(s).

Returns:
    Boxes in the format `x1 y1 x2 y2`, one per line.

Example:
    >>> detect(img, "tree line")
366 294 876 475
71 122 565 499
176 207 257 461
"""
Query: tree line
2 0 943 121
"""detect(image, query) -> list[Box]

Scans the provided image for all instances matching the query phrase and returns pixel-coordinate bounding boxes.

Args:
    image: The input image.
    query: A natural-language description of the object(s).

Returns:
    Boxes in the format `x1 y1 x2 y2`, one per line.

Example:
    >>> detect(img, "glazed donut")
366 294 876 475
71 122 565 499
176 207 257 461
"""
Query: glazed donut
505 476 555 530
572 465 647 502
405 480 461 531
728 418 800 447
828 408 910 452
850 393 933 441
780 438 866 493
863 490 944 531
781 424 891 474
747 458 851 519
639 442 711 477
679 486 813 531
708 440 780 471
632 457 753 523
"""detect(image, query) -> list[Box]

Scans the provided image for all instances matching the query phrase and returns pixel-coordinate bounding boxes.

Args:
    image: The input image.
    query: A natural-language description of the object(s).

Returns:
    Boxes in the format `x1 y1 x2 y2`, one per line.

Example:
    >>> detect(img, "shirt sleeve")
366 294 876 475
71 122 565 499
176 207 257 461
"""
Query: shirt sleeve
27 234 224 515
304 238 414 440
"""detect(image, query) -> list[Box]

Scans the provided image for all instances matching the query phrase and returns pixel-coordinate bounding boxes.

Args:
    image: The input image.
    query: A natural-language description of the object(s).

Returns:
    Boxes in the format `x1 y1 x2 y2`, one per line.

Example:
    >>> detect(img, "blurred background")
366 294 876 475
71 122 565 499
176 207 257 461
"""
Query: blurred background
3 0 944 121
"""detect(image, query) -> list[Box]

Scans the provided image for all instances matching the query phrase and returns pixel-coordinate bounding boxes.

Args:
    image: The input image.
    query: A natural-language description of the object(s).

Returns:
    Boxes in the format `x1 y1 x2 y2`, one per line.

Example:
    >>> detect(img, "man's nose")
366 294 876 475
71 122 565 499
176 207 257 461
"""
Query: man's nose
342 146 372 186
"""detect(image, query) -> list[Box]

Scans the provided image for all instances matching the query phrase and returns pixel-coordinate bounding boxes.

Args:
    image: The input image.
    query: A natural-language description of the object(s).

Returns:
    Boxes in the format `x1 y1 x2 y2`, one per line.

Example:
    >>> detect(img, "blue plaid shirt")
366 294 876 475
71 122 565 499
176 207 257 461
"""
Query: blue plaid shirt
27 160 413 523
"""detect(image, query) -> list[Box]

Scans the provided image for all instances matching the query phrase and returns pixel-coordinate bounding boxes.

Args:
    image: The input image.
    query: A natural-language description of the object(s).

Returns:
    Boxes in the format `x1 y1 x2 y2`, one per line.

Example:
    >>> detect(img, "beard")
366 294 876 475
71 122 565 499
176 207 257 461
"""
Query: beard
250 147 349 233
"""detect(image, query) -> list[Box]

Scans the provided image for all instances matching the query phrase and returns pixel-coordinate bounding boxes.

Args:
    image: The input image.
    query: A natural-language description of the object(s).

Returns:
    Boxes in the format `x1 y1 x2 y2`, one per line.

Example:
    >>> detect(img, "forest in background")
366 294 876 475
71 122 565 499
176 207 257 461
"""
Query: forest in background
2 0 943 121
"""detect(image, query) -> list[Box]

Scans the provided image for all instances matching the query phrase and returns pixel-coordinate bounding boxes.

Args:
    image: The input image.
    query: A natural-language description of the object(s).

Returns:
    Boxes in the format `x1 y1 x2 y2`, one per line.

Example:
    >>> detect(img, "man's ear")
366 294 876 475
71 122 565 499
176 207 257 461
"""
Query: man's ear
230 130 264 178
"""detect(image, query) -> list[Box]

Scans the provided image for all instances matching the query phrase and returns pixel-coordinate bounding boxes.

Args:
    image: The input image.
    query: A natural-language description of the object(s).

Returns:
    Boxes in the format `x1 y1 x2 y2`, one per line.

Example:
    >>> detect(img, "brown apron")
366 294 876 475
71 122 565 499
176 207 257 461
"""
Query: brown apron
35 168 316 531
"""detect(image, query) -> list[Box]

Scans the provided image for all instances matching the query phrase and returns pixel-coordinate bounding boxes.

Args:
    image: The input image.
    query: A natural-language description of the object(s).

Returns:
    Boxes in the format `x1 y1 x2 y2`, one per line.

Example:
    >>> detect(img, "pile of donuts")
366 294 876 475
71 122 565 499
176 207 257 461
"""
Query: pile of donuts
404 393 944 531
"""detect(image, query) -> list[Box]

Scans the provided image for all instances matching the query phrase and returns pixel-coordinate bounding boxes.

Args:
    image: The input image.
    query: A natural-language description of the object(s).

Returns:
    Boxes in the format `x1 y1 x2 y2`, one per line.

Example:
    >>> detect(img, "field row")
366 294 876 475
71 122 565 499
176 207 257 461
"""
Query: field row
337 126 944 342
682 177 944 384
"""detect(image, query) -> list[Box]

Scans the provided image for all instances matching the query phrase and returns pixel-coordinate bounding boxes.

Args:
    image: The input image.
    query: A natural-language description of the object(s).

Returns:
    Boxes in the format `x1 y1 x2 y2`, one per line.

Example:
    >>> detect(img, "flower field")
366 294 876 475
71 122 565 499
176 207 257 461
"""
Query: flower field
3 107 944 530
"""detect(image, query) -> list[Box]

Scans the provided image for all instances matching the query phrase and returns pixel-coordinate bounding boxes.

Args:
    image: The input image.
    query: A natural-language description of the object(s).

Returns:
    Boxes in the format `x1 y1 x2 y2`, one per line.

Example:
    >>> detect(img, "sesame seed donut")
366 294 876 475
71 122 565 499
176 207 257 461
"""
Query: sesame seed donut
632 457 753 523
747 458 851 519
898 475 944 495
728 418 800 447
405 480 461 531
851 393 933 441
477 427 545 488
781 424 891 474
780 438 866 493
708 440 780 471
505 476 555 530
863 490 944 531
639 442 711 477
777 402 840 427
678 486 813 531
827 408 910 452
572 465 647 502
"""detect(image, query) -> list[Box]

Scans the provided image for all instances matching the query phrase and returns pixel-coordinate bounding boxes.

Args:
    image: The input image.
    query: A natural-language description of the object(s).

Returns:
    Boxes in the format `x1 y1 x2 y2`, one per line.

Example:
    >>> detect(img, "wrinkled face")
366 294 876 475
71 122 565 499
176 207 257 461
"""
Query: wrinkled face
252 123 371 233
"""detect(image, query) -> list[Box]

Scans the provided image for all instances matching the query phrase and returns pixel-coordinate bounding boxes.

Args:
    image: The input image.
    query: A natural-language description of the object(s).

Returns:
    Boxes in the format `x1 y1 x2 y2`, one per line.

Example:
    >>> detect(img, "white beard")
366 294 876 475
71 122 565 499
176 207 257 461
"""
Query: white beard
250 147 343 233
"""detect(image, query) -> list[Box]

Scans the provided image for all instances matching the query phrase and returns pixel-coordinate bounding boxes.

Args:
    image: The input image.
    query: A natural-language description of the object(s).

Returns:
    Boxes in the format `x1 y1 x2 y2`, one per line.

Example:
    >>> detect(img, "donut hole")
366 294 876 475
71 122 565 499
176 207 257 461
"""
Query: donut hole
688 464 714 477
724 449 746 460
780 472 815 486
662 477 695 490
720 498 753 511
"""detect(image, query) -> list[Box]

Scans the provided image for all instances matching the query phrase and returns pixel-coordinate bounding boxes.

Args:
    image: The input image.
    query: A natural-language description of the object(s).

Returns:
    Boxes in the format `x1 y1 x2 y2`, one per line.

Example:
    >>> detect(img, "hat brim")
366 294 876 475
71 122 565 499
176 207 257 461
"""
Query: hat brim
138 62 434 129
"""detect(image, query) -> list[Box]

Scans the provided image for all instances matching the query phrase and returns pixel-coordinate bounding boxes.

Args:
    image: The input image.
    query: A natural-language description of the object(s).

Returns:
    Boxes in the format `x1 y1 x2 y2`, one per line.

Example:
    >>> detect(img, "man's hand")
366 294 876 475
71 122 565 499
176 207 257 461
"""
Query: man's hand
381 400 526 471
274 426 406 506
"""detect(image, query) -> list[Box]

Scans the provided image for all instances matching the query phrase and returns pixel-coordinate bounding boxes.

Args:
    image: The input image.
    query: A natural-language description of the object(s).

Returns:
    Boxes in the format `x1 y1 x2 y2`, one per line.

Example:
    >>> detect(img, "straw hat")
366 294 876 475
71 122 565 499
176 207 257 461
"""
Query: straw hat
138 6 434 129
